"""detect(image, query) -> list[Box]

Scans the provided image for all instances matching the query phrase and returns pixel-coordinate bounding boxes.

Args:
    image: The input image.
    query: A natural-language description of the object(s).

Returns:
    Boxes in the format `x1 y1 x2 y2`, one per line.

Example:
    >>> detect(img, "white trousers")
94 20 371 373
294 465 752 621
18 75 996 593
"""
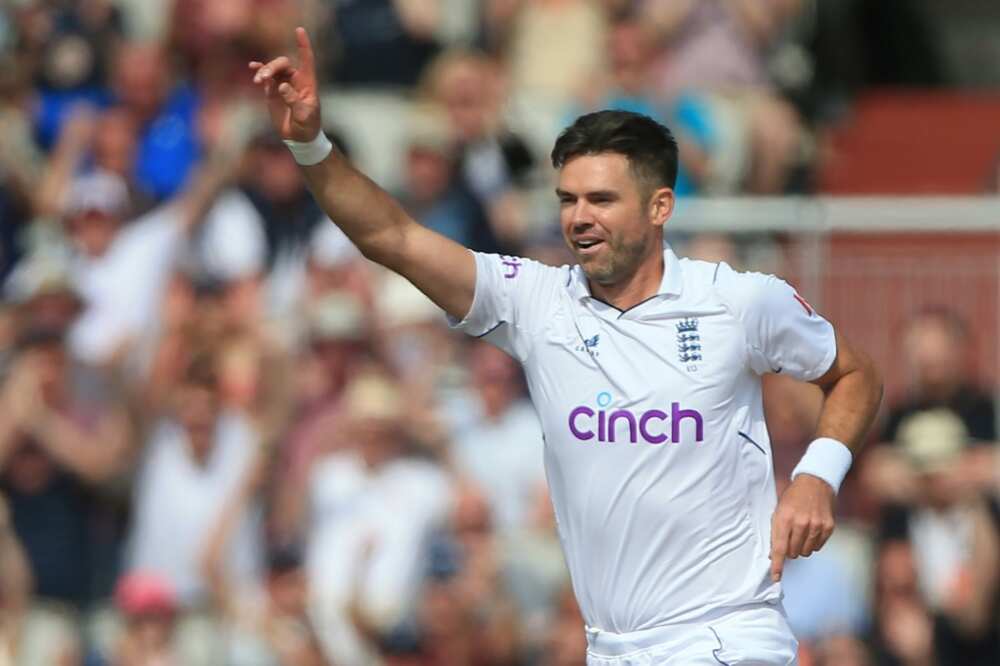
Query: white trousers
585 602 798 666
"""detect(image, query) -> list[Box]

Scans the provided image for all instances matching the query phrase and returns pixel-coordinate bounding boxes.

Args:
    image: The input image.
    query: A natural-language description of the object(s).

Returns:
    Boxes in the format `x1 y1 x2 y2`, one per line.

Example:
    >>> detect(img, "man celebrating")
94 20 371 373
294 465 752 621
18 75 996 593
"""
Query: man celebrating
250 29 882 665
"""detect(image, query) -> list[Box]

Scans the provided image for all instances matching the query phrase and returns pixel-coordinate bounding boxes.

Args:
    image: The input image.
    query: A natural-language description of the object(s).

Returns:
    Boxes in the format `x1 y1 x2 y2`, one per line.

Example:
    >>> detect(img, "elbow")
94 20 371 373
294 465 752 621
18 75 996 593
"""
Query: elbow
861 350 884 407
856 344 885 410
358 218 411 270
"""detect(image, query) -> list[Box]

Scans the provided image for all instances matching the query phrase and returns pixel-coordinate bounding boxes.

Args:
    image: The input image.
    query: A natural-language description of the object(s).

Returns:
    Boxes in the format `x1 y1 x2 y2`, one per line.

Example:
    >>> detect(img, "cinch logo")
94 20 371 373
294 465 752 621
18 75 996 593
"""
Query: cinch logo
567 392 704 445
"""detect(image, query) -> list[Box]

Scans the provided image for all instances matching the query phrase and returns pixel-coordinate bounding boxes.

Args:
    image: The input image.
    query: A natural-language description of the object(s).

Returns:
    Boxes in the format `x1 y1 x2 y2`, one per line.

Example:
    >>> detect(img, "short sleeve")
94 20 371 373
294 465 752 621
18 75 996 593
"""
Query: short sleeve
448 252 561 362
715 263 837 381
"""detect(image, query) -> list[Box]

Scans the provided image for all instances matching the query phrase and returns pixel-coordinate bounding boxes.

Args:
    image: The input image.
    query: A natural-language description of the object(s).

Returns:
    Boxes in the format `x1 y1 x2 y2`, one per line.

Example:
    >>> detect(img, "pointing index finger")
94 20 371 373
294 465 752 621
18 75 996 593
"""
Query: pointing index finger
295 27 316 81
769 515 790 582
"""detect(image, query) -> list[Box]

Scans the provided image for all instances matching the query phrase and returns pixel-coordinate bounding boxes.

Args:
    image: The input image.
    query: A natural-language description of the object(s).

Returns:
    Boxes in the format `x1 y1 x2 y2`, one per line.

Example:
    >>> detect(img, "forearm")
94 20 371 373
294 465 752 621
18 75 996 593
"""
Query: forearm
199 454 263 613
30 411 128 484
0 528 32 611
300 151 414 267
0 409 21 471
814 360 882 455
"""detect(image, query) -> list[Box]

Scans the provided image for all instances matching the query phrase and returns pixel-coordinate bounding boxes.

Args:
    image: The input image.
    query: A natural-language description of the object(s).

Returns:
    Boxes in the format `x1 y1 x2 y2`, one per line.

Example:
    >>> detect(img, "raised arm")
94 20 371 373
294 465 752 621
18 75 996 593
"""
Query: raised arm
249 28 475 320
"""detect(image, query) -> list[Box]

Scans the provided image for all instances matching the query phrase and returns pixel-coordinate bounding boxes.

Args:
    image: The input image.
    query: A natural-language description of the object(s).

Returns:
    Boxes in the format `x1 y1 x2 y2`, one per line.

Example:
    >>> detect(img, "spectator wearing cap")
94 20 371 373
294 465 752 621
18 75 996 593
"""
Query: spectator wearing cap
877 409 1000 666
3 253 82 338
306 370 453 666
33 105 154 225
111 571 180 665
54 114 247 371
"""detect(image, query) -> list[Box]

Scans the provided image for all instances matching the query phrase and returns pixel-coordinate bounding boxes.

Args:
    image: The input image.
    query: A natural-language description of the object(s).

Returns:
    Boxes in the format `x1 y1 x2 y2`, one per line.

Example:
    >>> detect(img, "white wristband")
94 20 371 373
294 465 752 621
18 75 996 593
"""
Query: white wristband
284 131 333 166
791 437 853 494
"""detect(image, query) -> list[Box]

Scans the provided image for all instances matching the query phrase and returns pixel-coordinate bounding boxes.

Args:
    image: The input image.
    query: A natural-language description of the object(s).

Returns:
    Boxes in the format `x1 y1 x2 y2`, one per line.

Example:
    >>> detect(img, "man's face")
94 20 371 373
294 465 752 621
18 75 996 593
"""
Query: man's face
67 212 119 258
174 383 219 458
267 568 307 617
439 60 491 141
904 317 963 394
557 153 666 286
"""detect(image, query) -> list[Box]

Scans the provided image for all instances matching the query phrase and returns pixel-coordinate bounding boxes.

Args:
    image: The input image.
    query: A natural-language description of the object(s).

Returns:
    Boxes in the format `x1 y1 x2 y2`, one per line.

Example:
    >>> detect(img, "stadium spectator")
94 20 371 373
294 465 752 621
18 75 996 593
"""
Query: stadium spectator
33 105 154 221
17 0 124 151
571 17 712 196
321 0 442 88
870 540 938 666
0 327 131 607
306 369 453 665
420 49 537 248
200 443 326 666
269 292 371 546
396 105 504 254
863 308 999 506
883 309 996 443
639 0 808 193
109 40 202 200
447 341 546 535
877 409 1000 666
110 571 181 665
126 348 264 608
3 254 82 339
49 107 248 370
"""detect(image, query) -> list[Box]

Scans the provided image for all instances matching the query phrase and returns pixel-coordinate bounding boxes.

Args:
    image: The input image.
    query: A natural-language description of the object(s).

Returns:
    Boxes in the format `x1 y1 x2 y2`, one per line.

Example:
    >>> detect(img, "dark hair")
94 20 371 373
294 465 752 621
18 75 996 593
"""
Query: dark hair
551 110 679 194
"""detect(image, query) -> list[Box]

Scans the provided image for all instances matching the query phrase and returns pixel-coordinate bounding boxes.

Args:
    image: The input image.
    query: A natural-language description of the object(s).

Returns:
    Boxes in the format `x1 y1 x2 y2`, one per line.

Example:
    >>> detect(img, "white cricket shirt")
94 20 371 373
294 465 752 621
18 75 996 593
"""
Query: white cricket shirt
450 245 837 633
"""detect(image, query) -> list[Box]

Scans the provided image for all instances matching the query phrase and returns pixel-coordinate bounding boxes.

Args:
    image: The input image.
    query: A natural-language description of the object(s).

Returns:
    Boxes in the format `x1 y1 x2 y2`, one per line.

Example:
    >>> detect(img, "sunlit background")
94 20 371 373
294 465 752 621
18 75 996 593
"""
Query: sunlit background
1 1 999 665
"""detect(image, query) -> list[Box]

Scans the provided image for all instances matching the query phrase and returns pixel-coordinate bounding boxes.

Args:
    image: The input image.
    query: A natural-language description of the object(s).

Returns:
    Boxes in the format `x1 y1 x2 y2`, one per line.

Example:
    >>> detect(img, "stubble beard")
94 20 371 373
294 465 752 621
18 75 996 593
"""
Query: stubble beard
583 234 649 286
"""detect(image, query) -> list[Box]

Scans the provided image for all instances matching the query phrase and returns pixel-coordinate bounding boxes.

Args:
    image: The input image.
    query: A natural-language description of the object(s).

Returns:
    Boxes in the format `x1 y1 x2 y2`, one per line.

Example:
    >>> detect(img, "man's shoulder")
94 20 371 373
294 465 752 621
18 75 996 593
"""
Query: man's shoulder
676 257 773 304
476 252 573 290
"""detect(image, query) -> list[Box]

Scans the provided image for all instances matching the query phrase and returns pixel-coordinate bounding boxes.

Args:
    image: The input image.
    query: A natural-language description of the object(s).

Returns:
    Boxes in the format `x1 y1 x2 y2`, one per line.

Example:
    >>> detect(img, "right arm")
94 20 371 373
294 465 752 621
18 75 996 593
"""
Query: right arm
250 28 476 320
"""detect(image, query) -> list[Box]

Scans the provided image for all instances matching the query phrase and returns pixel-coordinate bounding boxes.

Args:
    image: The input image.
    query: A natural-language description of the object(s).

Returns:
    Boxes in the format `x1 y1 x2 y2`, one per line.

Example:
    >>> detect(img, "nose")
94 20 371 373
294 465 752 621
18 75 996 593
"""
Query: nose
569 200 596 229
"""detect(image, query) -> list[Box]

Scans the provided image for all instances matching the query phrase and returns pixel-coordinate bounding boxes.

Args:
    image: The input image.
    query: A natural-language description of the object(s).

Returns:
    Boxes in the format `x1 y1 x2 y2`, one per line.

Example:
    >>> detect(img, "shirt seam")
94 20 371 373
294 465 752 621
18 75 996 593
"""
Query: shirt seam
710 265 754 375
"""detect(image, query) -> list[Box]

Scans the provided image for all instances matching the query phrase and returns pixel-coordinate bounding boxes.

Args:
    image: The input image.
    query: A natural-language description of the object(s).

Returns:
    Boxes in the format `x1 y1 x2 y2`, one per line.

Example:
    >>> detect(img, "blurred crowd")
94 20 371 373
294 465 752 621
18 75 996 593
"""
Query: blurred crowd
0 1 998 665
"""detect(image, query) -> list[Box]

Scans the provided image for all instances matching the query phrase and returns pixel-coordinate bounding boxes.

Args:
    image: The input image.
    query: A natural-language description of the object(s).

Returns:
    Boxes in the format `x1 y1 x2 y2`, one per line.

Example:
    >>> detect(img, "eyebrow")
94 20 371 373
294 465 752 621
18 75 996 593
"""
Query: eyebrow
555 189 619 199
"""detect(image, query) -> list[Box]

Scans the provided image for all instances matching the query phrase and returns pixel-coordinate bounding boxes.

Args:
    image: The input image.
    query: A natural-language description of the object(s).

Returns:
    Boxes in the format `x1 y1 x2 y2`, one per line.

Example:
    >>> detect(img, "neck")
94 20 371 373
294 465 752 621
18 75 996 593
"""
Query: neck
589 248 664 311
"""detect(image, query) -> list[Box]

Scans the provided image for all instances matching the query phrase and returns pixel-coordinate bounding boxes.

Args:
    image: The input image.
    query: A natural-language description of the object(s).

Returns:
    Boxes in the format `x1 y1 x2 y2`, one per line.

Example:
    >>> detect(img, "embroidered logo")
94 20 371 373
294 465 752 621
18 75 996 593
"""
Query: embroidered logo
500 256 522 279
575 333 600 357
675 318 702 370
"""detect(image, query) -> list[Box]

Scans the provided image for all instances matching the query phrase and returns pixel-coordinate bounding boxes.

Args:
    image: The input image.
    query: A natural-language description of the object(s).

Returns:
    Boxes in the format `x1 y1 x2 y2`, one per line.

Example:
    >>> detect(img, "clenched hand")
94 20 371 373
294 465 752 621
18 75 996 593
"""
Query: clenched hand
769 474 836 582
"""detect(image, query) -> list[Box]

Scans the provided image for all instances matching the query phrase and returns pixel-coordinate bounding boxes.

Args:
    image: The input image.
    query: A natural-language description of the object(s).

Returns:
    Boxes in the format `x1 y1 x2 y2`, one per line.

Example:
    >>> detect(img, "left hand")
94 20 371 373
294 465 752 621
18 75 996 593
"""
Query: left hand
769 474 836 582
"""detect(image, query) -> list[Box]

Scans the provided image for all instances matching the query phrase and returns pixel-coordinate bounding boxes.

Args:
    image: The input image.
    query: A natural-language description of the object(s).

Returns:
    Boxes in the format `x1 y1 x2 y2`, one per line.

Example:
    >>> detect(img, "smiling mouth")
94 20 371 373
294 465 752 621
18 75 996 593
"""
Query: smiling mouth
574 239 604 254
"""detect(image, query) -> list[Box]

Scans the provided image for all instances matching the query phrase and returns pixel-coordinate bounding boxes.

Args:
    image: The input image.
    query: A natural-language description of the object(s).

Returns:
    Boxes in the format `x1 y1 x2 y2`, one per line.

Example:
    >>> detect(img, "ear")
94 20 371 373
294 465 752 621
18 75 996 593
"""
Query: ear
648 187 675 229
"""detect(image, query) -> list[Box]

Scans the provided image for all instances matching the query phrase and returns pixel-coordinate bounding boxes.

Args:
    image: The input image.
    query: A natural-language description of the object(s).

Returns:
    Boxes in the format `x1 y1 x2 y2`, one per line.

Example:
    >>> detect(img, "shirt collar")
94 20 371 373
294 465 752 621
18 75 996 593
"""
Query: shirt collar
569 243 685 303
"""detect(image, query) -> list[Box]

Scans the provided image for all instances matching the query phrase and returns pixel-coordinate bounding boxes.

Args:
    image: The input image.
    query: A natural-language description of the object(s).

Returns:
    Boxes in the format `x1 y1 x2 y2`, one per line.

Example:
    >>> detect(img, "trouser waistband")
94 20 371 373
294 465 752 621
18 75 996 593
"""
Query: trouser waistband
585 601 782 657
